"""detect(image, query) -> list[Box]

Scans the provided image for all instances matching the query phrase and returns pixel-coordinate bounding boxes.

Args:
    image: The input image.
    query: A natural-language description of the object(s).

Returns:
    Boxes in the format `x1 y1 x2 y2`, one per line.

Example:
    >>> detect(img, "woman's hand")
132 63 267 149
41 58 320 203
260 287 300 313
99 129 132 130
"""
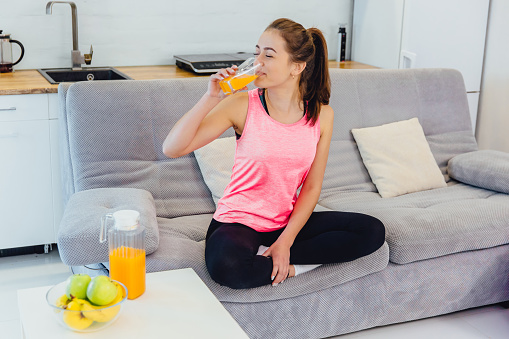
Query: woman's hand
207 65 248 98
207 66 236 98
261 240 292 286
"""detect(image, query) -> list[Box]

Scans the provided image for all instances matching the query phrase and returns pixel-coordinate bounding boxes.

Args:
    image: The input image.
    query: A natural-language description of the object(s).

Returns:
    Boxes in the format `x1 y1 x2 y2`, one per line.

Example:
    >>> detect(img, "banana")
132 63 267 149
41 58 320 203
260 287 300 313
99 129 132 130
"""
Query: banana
54 294 71 315
94 304 121 323
111 282 126 301
90 282 124 322
62 300 94 330
115 281 126 298
76 299 112 323
55 294 71 308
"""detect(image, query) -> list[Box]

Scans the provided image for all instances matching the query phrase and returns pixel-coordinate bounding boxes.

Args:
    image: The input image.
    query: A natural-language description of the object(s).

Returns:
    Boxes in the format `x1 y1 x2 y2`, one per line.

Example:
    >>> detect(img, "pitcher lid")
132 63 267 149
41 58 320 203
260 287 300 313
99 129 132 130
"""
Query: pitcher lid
112 210 140 230
0 30 10 38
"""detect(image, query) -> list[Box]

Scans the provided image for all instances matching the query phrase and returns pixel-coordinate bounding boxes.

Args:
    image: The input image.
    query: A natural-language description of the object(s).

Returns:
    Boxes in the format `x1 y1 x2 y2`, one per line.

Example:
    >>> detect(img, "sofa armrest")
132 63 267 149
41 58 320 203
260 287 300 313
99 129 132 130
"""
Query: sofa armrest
448 150 509 194
57 188 159 266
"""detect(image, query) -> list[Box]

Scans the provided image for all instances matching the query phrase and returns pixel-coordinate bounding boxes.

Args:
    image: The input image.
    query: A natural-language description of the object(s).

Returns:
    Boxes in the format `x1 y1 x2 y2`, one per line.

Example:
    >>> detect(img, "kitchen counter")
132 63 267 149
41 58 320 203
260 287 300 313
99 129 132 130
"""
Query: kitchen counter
0 61 377 95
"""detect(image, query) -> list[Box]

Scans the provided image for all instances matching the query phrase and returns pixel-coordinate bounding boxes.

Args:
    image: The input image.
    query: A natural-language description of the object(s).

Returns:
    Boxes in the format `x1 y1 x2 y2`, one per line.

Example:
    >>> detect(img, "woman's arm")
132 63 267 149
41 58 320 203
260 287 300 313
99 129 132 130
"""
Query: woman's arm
262 105 334 285
162 67 247 158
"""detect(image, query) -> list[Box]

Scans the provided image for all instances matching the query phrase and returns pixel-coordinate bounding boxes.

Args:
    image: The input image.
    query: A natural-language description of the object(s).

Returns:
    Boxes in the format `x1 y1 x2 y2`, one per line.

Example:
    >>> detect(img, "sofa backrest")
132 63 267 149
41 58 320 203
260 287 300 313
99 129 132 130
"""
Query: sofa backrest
323 68 477 197
59 77 221 218
59 68 477 218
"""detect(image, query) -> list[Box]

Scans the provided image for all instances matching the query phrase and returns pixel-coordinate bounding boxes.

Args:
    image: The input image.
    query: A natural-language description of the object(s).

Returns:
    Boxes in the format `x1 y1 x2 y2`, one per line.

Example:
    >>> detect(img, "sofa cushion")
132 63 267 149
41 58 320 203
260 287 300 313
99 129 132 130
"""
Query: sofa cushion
138 214 389 303
351 118 447 198
318 182 509 264
58 188 159 266
448 150 509 194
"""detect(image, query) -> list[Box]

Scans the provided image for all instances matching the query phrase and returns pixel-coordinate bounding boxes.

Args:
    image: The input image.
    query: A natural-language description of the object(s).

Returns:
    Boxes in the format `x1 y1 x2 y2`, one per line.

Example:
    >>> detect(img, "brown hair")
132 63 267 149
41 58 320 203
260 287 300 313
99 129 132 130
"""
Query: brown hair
265 18 331 126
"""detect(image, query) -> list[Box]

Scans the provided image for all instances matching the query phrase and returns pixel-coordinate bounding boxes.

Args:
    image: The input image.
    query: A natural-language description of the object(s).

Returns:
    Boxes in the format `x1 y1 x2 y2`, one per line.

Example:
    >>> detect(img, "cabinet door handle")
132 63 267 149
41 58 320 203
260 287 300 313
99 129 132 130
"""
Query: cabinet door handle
0 107 17 111
0 132 19 138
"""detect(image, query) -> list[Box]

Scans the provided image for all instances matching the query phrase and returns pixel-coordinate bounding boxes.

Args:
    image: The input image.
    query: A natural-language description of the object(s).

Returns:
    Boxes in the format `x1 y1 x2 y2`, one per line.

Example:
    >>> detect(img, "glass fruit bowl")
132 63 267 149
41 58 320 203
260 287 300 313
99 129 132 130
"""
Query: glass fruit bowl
46 278 127 332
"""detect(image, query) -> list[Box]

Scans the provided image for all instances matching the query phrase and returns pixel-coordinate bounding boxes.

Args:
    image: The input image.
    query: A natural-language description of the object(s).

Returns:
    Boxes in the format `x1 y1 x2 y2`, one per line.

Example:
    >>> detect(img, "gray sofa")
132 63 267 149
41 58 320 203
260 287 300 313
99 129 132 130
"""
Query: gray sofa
57 68 509 339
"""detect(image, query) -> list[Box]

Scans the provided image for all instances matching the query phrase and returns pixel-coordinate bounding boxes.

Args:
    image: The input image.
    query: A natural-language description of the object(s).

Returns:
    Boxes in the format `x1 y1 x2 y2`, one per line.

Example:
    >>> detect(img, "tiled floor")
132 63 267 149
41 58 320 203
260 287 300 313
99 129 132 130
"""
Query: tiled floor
2 248 509 339
0 248 70 339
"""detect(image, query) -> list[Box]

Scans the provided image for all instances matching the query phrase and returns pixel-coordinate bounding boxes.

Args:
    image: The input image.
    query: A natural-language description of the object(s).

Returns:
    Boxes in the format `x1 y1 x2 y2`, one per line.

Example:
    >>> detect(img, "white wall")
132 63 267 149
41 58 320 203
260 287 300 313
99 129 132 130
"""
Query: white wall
476 0 509 152
2 0 351 70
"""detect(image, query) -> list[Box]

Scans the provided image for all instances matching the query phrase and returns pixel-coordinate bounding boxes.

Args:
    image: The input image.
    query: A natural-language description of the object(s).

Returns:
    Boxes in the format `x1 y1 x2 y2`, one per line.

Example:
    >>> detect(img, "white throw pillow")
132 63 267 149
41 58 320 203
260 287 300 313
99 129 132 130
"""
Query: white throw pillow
193 136 236 206
351 118 447 198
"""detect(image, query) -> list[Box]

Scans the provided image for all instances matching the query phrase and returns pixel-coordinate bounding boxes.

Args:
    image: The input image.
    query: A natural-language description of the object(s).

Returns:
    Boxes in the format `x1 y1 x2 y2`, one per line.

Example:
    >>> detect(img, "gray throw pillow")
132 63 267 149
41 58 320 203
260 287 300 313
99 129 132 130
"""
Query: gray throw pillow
448 150 509 194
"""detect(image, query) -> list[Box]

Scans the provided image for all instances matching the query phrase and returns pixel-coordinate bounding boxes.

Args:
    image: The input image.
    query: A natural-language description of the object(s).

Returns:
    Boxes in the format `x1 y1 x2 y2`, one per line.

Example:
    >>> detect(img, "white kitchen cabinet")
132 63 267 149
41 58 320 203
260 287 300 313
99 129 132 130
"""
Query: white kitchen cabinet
0 94 62 250
0 93 48 121
48 93 59 120
0 94 53 249
352 0 489 133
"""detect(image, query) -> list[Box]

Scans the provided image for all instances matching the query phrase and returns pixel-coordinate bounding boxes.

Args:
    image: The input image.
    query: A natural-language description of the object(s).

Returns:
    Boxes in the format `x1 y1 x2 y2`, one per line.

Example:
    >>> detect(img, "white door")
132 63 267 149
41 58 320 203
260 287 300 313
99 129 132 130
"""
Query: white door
399 0 490 92
352 0 405 69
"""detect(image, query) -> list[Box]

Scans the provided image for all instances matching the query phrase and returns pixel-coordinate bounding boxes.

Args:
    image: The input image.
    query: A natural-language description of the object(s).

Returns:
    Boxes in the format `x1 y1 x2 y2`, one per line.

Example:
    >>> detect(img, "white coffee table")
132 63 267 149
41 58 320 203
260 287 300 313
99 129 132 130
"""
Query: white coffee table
17 268 249 338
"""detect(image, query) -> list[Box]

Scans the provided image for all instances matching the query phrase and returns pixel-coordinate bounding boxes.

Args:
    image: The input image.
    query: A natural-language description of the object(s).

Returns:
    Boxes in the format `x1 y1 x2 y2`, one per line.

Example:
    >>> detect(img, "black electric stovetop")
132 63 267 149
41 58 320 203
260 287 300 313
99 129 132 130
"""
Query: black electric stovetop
174 53 255 74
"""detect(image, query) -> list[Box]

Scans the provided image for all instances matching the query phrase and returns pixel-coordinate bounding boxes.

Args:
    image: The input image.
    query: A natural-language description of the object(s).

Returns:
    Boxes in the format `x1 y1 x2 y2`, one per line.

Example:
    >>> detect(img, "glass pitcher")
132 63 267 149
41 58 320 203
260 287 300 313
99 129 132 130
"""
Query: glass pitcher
0 30 25 73
100 210 146 300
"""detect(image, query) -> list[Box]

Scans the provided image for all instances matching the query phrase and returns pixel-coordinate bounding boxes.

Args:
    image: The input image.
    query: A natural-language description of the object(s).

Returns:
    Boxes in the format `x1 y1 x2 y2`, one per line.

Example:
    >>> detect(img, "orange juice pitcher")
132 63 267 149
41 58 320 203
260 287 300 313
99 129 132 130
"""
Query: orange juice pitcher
100 210 146 300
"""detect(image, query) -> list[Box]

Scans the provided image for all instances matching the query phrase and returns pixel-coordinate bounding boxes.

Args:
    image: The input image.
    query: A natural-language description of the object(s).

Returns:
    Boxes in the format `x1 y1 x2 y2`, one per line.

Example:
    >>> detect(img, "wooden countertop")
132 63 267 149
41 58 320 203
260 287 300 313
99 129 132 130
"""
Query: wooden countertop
0 61 377 95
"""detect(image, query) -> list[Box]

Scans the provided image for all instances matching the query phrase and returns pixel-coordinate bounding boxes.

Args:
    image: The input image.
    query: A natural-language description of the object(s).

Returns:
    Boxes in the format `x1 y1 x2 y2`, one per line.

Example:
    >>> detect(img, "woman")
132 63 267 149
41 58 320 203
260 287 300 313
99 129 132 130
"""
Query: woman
163 18 385 289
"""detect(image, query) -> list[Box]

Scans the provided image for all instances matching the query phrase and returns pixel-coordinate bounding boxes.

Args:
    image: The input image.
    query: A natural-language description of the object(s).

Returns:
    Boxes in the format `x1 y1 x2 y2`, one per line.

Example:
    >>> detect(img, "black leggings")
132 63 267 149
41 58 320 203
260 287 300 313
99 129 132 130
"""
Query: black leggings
205 211 385 289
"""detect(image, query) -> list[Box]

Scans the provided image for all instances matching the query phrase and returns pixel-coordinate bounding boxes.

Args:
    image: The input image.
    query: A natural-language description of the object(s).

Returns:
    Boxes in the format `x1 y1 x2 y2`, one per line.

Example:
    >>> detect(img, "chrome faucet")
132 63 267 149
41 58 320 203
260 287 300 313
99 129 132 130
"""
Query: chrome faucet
46 1 93 70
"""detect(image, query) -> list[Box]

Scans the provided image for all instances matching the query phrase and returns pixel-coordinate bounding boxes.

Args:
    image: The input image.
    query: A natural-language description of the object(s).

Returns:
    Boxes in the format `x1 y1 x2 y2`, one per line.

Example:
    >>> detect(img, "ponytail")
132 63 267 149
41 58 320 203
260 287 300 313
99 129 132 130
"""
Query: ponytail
303 28 330 125
265 19 331 126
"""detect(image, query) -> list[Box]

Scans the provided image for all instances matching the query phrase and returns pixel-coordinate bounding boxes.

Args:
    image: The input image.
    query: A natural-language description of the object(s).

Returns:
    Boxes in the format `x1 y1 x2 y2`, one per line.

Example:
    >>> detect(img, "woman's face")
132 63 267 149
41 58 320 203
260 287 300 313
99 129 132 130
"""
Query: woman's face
253 29 298 89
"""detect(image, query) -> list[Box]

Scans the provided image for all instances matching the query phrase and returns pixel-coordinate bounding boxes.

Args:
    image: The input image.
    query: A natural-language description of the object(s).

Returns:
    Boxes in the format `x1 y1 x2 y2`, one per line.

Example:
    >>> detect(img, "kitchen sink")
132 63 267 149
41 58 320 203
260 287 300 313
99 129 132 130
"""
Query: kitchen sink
37 67 132 84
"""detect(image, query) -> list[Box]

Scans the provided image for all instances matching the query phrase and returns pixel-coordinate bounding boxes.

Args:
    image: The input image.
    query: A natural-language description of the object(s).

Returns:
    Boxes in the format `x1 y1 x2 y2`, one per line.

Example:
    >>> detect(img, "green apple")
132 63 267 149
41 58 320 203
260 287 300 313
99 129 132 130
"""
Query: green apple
86 276 118 306
65 274 91 300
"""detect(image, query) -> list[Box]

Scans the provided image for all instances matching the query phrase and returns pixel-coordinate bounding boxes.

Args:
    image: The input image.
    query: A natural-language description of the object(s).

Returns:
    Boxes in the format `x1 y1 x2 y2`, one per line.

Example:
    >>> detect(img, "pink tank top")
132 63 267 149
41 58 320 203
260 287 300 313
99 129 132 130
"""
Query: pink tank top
213 89 321 232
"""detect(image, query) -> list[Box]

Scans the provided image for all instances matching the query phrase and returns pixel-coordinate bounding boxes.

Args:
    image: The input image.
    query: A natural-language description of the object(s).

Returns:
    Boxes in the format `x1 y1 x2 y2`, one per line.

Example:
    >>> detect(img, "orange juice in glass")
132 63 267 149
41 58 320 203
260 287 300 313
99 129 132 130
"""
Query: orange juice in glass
219 57 261 95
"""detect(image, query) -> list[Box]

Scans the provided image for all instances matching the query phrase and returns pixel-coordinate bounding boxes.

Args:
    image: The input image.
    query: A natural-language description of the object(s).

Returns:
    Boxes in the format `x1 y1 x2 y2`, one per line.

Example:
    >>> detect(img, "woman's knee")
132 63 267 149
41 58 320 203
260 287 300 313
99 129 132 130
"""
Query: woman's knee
206 254 239 286
363 215 386 252
351 213 385 253
205 249 258 289
204 223 261 288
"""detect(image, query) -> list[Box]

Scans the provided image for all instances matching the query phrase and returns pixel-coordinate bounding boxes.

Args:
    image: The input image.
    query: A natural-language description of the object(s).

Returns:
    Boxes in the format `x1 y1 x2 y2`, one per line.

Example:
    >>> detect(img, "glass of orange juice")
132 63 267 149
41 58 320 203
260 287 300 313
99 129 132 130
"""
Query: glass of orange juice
219 57 261 95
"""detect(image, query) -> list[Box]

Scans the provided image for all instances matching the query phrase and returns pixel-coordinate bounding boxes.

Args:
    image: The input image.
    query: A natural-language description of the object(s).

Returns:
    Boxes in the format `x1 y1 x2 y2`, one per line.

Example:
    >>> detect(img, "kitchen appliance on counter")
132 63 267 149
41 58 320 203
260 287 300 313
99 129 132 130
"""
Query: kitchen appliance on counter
174 53 254 74
0 30 24 73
